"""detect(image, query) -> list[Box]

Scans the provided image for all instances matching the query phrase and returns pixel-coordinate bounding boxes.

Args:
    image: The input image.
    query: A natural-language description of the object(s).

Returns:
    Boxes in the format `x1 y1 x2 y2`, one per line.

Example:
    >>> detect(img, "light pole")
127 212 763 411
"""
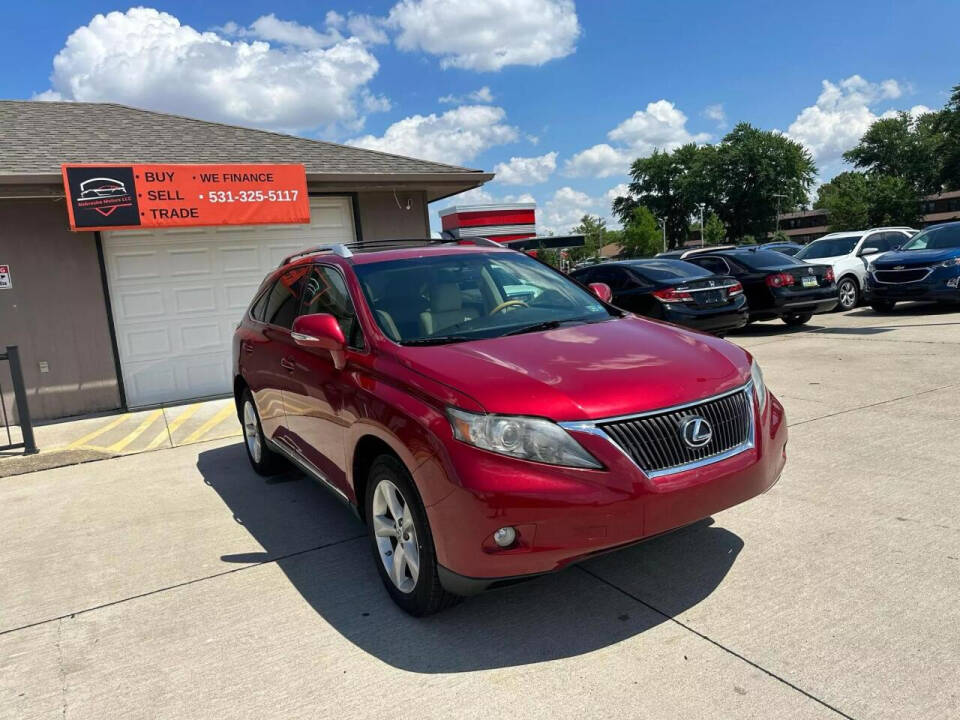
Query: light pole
657 217 666 253
697 203 706 247
773 193 788 235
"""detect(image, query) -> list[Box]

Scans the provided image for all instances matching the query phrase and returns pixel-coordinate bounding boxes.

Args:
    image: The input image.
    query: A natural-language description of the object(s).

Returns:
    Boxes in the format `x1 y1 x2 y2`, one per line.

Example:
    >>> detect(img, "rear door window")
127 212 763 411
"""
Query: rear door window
264 268 308 329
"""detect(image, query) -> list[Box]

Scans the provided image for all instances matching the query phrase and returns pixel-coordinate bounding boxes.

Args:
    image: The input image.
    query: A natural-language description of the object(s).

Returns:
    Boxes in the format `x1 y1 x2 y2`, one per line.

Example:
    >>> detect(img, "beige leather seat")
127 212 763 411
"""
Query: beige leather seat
420 283 479 336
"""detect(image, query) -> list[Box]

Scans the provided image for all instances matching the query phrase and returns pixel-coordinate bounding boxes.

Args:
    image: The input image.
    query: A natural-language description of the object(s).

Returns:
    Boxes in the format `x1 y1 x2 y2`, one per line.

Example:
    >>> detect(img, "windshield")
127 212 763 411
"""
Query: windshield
628 260 711 282
900 224 960 251
796 236 860 260
354 252 614 344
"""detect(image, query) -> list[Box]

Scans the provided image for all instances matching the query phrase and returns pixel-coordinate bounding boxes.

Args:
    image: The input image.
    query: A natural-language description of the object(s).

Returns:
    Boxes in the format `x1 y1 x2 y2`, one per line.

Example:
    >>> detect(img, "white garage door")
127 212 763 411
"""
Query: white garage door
102 196 355 407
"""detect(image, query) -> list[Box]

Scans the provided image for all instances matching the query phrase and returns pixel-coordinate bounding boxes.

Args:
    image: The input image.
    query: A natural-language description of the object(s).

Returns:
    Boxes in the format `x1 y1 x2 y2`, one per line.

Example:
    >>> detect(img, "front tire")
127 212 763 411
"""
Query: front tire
782 312 812 326
836 277 859 311
365 455 460 616
240 389 285 476
871 300 897 313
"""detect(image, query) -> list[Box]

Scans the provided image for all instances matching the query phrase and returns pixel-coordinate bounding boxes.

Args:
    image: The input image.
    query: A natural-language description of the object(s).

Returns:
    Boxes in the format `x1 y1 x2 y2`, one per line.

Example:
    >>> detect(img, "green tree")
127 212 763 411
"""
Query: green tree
933 84 960 190
612 144 706 249
620 206 663 258
713 123 816 241
843 111 943 194
702 212 726 246
816 171 921 230
569 214 606 262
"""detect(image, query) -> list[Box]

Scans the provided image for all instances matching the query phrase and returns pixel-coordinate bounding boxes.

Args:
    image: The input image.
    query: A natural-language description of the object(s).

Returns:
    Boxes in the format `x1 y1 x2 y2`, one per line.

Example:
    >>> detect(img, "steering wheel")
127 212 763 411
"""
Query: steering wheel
489 299 529 315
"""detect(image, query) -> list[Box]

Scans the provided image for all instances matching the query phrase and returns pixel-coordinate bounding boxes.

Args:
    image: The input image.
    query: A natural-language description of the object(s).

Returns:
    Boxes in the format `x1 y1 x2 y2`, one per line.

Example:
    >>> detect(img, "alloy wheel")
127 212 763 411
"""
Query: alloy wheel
243 400 262 464
838 279 858 310
371 479 420 593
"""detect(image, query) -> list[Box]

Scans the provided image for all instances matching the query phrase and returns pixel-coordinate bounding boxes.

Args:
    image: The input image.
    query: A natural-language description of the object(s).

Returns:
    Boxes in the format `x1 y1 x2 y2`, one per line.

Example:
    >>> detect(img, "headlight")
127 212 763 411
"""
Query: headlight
939 257 960 268
447 408 602 469
750 360 767 414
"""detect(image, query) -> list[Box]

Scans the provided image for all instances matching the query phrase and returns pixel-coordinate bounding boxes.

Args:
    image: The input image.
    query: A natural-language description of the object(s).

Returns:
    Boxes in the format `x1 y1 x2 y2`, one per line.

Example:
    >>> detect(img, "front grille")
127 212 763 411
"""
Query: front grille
599 388 752 475
874 267 930 283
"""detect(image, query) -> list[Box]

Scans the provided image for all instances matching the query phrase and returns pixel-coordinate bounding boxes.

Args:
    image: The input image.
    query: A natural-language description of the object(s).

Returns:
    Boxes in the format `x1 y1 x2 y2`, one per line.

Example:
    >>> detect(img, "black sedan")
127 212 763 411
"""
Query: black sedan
680 248 838 325
570 259 749 335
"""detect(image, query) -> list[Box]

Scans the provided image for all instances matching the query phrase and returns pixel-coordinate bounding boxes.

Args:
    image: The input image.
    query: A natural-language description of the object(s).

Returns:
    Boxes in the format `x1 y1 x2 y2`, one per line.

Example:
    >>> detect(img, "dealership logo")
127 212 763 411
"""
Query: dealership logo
680 416 713 448
64 166 141 228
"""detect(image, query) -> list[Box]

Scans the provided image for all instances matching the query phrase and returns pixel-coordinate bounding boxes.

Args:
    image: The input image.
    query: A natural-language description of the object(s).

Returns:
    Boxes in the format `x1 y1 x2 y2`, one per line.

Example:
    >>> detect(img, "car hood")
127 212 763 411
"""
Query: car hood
395 316 751 421
874 248 960 268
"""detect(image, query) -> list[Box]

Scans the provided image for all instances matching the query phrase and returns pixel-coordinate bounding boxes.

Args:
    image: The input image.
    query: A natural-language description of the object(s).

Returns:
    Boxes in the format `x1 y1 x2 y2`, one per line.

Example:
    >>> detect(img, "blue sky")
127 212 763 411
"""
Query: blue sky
3 1 959 233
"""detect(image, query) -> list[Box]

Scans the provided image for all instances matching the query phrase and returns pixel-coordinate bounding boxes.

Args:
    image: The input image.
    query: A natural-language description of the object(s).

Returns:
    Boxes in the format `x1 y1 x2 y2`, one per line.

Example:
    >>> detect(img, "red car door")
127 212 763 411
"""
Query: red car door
250 267 308 443
283 264 365 499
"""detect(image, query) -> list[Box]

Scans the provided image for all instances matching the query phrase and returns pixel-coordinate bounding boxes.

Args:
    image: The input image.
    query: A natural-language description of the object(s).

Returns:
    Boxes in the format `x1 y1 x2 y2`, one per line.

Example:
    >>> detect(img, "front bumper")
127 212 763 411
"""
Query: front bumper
425 391 787 591
865 268 960 303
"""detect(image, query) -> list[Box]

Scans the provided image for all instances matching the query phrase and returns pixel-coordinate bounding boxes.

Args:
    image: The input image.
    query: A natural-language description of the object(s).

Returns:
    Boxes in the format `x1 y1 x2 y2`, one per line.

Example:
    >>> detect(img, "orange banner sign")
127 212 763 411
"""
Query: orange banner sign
62 163 310 231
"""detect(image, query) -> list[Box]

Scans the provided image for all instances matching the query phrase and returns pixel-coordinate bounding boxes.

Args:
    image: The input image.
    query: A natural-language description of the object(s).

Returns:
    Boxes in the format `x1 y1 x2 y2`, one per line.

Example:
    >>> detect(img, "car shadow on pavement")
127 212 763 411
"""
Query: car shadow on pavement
198 443 743 673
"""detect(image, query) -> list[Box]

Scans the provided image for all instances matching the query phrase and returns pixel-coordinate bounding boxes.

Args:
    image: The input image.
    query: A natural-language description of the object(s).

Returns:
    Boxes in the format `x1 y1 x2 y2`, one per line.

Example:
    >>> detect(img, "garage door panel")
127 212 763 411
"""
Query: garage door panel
103 196 355 407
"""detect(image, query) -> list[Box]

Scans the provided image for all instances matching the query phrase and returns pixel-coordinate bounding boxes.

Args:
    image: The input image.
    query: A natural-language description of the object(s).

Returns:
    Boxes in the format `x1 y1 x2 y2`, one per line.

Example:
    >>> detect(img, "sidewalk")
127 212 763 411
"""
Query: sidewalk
0 397 241 478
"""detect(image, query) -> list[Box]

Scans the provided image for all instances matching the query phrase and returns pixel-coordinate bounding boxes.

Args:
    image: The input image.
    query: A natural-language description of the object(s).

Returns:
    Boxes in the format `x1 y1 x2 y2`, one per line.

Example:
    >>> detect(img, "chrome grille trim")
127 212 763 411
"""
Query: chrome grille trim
560 382 755 478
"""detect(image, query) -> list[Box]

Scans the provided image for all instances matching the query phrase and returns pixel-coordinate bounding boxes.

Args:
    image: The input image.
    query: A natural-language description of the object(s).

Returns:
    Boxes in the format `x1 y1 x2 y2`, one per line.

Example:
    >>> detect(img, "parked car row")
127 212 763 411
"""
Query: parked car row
572 247 838 334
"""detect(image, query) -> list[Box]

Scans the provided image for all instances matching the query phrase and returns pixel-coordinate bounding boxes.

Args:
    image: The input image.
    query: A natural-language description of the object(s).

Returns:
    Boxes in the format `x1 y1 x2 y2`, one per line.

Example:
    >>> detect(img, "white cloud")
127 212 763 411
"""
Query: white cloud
40 8 385 134
243 13 343 48
565 100 710 178
387 0 580 71
445 186 496 205
347 14 389 45
439 86 494 104
704 103 726 127
608 100 711 155
348 105 519 165
787 75 907 165
540 186 602 235
605 183 631 204
502 192 536 203
564 143 631 178
492 151 557 184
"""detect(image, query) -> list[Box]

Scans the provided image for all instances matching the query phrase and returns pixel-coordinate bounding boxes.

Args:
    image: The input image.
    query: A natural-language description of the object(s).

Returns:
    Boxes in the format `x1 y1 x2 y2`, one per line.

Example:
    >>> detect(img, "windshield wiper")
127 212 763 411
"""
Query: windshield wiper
400 335 473 346
504 320 564 336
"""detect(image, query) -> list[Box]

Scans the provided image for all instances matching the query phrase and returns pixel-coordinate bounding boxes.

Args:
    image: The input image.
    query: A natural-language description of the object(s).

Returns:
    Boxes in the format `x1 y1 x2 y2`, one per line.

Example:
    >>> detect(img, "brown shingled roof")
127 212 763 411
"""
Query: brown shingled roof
0 100 485 178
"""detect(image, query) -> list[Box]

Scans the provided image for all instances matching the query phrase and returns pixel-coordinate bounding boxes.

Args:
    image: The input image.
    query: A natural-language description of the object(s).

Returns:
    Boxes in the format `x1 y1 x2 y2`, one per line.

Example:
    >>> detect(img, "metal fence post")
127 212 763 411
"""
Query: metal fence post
6 346 38 454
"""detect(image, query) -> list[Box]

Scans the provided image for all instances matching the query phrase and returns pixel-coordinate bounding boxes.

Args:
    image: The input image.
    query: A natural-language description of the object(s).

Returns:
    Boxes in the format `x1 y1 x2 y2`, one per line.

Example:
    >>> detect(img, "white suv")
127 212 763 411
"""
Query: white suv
795 227 917 311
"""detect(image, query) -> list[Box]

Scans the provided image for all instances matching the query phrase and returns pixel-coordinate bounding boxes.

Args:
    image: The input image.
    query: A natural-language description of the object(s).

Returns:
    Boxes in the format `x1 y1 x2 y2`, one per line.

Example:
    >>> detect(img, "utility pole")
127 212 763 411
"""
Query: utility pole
657 217 667 253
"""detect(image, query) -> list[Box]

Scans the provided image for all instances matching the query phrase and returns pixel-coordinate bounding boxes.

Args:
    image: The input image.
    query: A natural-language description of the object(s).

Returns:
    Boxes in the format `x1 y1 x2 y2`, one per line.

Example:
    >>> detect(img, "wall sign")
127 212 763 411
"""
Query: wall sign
61 164 310 231
0 264 10 290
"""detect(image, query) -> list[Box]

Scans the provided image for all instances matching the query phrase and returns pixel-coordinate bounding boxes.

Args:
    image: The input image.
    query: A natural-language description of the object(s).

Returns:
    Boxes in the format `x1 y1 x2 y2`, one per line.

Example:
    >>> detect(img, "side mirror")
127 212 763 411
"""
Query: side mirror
589 282 613 303
291 313 346 369
859 247 879 256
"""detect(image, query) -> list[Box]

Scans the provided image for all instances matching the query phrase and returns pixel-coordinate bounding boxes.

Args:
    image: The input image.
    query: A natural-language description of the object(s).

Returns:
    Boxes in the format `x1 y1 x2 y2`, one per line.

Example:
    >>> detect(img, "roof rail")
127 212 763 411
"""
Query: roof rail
279 244 353 267
277 236 507 267
680 244 737 259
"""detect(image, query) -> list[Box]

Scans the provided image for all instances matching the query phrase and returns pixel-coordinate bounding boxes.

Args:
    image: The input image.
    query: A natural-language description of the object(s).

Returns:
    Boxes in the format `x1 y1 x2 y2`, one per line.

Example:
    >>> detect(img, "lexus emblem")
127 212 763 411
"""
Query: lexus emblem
680 416 713 449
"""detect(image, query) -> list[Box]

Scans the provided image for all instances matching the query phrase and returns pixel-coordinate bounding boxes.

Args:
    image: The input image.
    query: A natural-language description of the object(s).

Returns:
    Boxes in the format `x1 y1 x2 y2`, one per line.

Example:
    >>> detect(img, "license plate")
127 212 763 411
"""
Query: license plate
700 290 723 304
802 276 818 288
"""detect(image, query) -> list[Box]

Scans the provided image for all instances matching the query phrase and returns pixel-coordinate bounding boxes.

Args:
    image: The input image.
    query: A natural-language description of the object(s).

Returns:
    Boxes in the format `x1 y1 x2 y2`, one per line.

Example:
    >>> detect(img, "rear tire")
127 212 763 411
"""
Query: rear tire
870 300 897 313
836 277 860 311
782 312 812 326
365 454 461 616
240 389 285 476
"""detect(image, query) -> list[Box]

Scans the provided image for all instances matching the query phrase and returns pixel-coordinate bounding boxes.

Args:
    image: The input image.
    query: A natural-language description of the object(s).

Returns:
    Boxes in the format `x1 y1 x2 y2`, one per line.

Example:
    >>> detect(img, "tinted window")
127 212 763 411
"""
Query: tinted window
250 287 271 321
592 266 631 290
733 250 797 270
689 256 730 275
628 260 711 282
300 265 364 349
264 268 307 329
901 223 960 251
796 236 861 259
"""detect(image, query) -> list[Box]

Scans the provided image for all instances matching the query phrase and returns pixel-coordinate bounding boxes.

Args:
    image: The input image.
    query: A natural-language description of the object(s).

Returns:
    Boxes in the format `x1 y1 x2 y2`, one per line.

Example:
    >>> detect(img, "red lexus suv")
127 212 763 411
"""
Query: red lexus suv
233 239 787 615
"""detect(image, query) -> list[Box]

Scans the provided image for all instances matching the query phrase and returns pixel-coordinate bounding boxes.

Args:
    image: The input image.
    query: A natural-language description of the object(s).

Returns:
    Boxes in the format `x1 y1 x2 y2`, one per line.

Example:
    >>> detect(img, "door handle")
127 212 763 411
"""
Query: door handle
280 358 295 371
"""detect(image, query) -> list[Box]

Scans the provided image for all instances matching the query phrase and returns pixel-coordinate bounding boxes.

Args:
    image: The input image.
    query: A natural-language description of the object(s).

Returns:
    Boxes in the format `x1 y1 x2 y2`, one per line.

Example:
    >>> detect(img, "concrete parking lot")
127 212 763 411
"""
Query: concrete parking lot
2 304 959 719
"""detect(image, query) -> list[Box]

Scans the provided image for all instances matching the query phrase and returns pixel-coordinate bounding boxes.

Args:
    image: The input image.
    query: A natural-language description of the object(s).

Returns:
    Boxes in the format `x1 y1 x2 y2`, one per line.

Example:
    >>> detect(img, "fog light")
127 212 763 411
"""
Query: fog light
493 526 517 547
